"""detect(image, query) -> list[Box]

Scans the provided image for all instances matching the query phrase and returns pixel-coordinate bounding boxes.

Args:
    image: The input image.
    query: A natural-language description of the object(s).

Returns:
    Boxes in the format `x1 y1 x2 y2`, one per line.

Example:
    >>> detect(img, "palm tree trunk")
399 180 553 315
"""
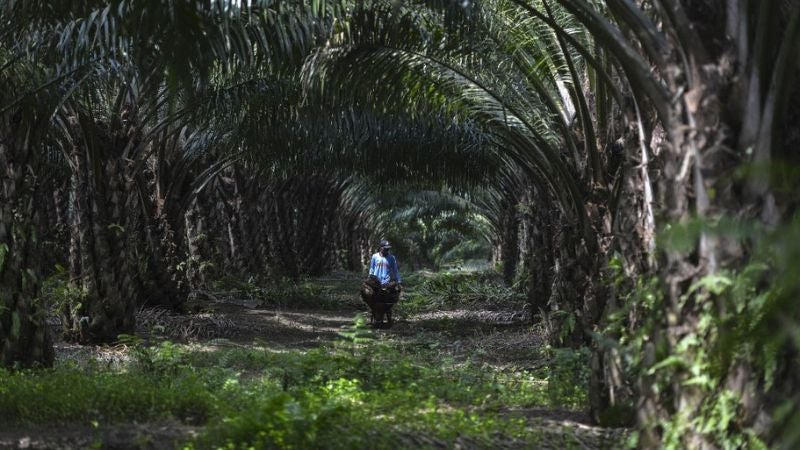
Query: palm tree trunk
0 130 54 368
62 146 138 344
36 173 70 274
184 198 209 291
253 188 274 277
139 171 188 310
635 4 789 444
523 190 555 315
499 197 520 285
231 167 263 277
587 118 656 424
267 182 301 280
296 177 340 276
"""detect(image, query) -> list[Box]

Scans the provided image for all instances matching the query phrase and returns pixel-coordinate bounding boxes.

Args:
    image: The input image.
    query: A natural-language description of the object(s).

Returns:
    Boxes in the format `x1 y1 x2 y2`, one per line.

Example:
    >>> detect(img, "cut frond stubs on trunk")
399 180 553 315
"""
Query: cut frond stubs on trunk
0 128 55 369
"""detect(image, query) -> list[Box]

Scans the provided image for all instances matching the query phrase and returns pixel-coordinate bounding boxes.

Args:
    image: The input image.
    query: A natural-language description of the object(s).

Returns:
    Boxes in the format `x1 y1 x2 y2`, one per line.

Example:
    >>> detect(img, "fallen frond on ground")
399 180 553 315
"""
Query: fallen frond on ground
136 307 241 341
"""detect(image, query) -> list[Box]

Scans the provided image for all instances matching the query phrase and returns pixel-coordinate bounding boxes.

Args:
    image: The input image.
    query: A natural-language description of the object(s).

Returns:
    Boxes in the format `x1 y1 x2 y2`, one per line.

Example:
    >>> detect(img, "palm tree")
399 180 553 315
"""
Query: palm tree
301 0 800 446
370 187 494 271
1 0 335 347
547 2 799 445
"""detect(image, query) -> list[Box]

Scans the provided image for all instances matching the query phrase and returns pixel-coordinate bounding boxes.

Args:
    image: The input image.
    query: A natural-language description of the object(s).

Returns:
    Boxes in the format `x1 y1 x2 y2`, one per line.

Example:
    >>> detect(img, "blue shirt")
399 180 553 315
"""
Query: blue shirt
369 252 402 286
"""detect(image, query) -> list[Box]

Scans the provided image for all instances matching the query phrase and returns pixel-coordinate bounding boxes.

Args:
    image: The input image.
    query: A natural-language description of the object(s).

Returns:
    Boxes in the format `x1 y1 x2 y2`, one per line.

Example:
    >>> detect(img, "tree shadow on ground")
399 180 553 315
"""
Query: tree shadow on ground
184 302 359 349
0 421 198 450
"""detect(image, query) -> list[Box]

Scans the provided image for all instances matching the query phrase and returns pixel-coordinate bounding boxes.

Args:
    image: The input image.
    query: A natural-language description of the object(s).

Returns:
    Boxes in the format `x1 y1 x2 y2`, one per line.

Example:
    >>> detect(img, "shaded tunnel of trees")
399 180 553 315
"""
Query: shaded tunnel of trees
2 0 800 448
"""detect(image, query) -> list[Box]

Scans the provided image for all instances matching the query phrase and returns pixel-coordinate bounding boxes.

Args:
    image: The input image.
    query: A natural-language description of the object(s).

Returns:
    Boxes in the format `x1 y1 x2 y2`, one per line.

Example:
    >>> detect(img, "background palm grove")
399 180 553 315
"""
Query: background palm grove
1 0 800 448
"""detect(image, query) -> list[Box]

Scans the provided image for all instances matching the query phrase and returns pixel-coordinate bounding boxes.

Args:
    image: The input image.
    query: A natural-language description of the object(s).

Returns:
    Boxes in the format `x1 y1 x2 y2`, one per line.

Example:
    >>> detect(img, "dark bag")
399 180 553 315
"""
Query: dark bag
360 276 381 302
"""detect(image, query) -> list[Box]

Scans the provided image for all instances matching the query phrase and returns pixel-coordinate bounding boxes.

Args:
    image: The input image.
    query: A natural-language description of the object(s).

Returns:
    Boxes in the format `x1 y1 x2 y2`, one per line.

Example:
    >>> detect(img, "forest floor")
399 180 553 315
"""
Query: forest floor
0 271 629 449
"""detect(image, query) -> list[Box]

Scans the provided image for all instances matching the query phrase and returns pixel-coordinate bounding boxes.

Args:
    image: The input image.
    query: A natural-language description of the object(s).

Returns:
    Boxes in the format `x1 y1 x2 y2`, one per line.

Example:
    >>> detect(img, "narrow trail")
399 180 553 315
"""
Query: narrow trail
2 273 627 449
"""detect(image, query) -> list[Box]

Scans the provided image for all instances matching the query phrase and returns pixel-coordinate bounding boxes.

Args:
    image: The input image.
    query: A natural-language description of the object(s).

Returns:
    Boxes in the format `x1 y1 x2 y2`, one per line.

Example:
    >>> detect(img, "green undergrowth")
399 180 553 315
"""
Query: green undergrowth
209 275 353 310
0 317 591 449
397 270 525 316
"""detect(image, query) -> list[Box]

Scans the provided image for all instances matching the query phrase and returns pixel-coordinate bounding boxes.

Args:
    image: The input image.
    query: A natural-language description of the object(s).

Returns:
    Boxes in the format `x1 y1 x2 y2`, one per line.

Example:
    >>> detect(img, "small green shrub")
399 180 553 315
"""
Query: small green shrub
41 265 86 317
543 346 590 409
121 336 190 376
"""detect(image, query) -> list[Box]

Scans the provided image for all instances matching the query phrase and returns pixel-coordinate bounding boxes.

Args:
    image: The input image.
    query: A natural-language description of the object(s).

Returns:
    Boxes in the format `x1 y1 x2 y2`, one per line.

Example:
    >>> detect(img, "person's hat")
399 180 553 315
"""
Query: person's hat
379 239 392 249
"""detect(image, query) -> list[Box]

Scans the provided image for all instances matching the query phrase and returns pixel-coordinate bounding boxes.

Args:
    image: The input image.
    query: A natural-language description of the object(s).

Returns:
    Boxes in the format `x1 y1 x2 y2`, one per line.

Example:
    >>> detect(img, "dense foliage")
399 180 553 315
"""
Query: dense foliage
2 0 800 448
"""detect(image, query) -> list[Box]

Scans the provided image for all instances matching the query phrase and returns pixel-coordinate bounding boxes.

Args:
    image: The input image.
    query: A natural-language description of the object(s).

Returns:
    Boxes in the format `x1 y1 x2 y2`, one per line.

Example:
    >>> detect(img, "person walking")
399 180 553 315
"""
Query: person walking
369 239 402 290
362 239 402 327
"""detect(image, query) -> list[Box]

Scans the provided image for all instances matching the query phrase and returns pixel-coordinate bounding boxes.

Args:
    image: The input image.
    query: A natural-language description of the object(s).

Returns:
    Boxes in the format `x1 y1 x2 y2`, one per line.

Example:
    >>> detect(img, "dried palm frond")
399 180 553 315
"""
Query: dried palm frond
136 307 243 341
